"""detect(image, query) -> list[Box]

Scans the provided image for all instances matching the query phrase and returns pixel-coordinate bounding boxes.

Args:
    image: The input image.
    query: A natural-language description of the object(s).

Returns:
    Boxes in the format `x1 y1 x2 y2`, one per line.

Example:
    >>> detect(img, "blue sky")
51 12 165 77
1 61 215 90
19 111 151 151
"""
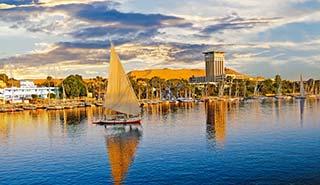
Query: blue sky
0 0 319 79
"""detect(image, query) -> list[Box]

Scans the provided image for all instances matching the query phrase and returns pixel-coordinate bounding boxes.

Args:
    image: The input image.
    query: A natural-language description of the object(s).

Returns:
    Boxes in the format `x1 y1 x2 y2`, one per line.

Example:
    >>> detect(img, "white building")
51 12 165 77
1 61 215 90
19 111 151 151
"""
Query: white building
0 80 59 103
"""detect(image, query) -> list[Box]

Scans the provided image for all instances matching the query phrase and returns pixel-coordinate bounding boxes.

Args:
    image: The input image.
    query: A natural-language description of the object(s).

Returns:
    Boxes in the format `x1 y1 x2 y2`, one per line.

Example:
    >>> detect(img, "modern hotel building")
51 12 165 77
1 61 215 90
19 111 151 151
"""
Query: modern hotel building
0 81 59 103
190 51 226 83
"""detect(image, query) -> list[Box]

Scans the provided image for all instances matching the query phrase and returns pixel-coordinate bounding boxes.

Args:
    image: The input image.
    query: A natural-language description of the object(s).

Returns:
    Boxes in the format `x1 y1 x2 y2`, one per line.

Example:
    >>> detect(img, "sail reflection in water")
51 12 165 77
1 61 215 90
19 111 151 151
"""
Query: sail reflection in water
206 101 227 147
105 127 142 185
299 99 305 126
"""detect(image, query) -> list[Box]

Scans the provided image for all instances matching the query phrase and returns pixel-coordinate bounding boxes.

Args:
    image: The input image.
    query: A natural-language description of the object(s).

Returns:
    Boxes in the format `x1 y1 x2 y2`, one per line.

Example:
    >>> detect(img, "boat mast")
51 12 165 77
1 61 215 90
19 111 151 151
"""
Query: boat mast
62 81 66 102
277 81 282 96
229 78 233 97
243 81 247 98
235 81 239 97
10 62 14 103
254 82 258 96
300 74 305 97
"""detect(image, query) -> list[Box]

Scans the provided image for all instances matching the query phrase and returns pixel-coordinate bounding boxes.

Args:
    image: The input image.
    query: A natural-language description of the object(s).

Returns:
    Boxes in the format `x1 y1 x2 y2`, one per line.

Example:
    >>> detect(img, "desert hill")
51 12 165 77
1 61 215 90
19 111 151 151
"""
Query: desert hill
31 68 261 85
128 68 250 80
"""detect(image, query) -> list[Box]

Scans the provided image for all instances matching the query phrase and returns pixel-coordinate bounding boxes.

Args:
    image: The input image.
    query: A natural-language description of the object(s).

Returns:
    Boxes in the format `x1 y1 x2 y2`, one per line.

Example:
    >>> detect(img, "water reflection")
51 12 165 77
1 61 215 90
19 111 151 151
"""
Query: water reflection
299 99 305 127
0 121 10 145
1 101 320 184
143 102 196 122
206 101 227 147
144 102 195 116
105 126 142 185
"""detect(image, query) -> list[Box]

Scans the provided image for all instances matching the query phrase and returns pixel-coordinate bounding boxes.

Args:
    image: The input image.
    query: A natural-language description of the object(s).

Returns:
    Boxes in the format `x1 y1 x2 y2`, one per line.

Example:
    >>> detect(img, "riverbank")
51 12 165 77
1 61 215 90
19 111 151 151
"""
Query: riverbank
1 94 320 113
0 99 103 113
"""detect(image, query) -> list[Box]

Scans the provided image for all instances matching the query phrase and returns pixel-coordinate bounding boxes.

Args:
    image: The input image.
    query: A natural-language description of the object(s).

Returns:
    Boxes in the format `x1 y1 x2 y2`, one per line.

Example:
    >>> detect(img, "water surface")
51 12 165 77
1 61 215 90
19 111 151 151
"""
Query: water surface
1 100 320 185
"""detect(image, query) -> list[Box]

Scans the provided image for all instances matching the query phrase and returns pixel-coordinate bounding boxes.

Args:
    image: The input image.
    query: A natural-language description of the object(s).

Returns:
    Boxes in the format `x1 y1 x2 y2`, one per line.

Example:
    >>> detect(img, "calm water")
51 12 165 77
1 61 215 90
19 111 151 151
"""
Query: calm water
1 100 320 185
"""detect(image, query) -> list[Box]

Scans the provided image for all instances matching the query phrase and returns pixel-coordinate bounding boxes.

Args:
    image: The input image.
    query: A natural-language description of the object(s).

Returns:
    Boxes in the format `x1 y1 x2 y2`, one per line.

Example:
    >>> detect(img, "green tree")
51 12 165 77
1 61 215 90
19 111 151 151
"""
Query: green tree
274 74 282 94
260 79 275 95
42 76 55 87
62 75 87 98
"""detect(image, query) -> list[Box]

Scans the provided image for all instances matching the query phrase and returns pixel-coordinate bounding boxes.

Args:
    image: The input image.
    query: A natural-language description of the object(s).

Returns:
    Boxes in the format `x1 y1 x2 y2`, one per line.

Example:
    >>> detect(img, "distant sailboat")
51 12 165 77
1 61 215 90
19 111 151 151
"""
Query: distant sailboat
275 81 285 99
308 80 317 99
94 44 141 125
295 74 306 99
218 81 225 98
253 82 258 97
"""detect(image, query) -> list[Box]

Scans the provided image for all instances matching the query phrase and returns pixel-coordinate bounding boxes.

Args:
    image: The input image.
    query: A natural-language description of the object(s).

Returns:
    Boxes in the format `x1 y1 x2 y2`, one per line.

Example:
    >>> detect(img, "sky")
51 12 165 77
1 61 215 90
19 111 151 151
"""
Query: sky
0 0 319 79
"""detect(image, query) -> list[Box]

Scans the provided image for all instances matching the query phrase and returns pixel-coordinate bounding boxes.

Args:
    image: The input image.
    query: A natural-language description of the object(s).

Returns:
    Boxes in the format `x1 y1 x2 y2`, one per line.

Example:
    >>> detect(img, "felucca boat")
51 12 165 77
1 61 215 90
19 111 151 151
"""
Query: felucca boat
93 44 141 125
274 80 290 100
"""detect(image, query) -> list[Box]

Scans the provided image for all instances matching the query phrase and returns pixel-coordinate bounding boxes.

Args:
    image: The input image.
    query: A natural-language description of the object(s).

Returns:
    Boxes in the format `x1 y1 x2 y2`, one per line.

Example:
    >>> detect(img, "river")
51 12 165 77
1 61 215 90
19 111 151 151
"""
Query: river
1 99 320 184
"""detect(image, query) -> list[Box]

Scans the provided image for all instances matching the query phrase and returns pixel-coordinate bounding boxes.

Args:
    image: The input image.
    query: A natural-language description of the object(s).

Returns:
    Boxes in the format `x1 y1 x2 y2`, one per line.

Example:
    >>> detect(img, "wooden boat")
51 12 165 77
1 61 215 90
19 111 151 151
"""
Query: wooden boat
94 116 141 125
63 105 75 109
0 108 6 113
177 97 194 103
93 43 141 125
5 106 24 112
77 102 86 108
47 105 64 110
36 104 47 109
15 107 24 112
274 80 292 100
94 102 103 107
84 102 93 107
23 105 37 110
5 107 16 112
275 95 292 100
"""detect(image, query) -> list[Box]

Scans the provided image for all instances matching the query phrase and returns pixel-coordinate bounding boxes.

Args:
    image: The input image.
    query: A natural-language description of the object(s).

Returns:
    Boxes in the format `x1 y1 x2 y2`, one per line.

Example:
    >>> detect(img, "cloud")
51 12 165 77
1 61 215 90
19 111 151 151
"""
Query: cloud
0 0 34 6
202 13 281 34
0 1 192 41
0 3 16 9
0 0 319 79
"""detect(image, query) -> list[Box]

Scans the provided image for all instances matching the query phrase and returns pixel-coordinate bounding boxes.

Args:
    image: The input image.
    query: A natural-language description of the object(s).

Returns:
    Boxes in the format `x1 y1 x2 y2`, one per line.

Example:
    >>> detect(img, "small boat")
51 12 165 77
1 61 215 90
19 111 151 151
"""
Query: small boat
15 108 24 112
274 80 291 100
93 43 141 125
169 99 179 104
6 107 16 112
23 105 37 110
177 97 194 103
7 106 24 112
0 108 6 113
47 105 64 110
77 102 86 108
228 97 241 102
63 104 75 109
36 104 46 109
275 95 292 100
94 102 103 107
84 102 93 107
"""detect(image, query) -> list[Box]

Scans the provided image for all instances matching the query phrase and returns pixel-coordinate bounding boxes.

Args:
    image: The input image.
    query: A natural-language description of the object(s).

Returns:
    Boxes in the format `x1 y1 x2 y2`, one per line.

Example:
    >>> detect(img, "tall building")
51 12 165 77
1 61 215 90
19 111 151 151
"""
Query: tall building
204 51 225 82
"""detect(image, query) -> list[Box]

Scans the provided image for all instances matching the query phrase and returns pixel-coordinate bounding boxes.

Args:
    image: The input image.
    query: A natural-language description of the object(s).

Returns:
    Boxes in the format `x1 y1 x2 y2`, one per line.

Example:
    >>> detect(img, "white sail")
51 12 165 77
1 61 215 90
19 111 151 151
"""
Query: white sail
300 74 305 97
105 46 140 116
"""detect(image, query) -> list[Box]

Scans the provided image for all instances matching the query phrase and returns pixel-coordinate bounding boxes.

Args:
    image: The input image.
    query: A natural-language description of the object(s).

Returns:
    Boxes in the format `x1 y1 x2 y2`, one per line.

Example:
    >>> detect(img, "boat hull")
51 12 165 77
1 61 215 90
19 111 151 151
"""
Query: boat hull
93 119 141 125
